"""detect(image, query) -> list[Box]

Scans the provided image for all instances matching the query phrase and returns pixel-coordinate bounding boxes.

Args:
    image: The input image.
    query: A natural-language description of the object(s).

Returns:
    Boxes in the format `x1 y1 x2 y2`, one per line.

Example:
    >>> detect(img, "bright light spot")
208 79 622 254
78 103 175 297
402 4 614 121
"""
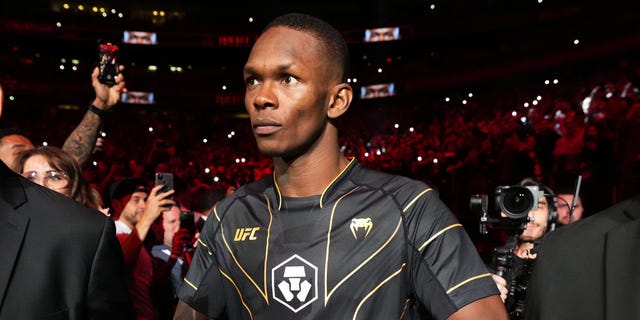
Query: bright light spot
100 131 107 137
417 156 423 161
204 168 210 174
377 68 383 73
511 111 518 117
520 116 527 123
241 158 246 163
213 176 220 182
394 123 399 129
56 22 62 27
573 39 580 45
582 97 592 114
364 152 370 157
249 17 254 23
445 97 450 102
462 100 467 104
524 102 530 108
553 79 559 84
536 95 542 101
235 158 240 163
409 127 414 132
42 141 49 146
544 80 550 85
92 161 98 166
468 92 473 98
148 127 154 132
430 4 436 10
148 65 158 71
433 158 438 164
532 100 538 106
59 65 65 70
202 138 208 143
222 85 227 90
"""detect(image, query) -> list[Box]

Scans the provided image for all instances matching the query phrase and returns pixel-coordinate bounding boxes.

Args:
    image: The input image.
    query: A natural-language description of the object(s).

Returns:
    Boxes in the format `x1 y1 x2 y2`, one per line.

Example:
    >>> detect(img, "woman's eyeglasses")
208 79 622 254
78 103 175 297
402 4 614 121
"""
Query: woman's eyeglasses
22 170 69 189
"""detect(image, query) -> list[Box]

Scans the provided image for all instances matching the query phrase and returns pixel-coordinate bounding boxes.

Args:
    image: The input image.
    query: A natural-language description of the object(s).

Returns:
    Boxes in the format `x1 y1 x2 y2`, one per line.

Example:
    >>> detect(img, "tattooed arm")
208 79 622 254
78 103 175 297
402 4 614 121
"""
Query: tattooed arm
62 66 125 165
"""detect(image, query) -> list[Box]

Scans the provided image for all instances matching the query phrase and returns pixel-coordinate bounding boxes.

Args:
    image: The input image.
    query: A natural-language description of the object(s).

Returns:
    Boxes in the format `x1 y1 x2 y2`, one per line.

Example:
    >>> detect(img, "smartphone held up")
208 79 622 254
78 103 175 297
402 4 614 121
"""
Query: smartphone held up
97 40 120 86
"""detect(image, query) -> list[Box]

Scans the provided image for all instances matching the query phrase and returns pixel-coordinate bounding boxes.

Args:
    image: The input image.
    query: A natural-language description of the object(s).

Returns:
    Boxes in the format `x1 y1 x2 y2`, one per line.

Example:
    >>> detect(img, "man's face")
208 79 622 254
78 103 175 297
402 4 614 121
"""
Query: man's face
120 191 148 227
519 196 550 241
0 134 34 169
127 31 154 44
556 194 583 225
367 27 397 42
362 83 393 99
162 206 181 246
243 26 333 158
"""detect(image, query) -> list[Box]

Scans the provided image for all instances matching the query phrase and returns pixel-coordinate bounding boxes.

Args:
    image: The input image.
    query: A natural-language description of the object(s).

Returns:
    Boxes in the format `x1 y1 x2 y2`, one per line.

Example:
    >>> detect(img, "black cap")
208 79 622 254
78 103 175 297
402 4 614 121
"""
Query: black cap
108 177 147 201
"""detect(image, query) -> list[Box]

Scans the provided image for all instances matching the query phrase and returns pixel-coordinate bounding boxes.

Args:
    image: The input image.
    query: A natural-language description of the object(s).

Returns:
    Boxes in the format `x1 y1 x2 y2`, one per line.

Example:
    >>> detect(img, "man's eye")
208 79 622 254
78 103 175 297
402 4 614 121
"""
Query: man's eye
283 75 298 84
245 77 258 86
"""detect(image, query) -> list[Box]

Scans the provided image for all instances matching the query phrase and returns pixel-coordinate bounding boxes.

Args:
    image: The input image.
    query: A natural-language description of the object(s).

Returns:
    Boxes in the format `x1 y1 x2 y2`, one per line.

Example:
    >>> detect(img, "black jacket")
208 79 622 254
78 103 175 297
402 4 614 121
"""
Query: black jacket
525 194 640 320
0 162 134 319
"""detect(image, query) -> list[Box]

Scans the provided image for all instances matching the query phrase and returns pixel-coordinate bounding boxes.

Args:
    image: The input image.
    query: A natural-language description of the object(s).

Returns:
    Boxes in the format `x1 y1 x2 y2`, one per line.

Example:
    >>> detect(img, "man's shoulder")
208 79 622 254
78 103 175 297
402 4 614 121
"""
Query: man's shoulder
351 164 432 193
542 194 640 246
20 178 106 224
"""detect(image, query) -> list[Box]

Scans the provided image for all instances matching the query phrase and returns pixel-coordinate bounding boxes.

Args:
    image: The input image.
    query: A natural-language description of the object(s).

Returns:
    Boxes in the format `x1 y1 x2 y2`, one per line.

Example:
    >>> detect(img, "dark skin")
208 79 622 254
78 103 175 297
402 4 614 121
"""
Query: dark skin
174 25 507 320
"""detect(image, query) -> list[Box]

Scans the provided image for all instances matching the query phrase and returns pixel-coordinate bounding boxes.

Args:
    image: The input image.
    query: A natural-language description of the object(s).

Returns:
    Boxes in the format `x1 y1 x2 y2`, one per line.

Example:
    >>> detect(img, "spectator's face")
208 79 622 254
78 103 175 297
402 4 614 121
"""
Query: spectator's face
162 206 181 246
120 191 147 227
243 26 337 158
556 194 583 225
0 134 35 169
519 196 550 241
21 154 71 197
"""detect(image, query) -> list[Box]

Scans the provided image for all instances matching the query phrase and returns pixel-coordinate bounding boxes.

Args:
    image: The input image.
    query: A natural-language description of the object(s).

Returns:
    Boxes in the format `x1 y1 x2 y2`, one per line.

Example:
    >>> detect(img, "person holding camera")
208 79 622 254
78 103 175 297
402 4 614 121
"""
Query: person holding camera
108 177 175 319
488 178 557 319
150 204 196 319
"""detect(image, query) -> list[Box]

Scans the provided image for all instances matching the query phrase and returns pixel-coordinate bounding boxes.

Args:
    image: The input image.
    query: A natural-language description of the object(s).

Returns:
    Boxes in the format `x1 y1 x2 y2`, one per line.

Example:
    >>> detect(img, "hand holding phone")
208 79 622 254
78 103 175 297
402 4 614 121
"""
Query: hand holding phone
154 172 174 208
97 40 120 86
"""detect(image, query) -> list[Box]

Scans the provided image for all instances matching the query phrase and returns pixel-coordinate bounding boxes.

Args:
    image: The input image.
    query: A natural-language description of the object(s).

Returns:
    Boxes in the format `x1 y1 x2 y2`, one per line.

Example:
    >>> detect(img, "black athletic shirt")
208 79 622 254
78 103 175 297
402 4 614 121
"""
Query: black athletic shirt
177 158 498 319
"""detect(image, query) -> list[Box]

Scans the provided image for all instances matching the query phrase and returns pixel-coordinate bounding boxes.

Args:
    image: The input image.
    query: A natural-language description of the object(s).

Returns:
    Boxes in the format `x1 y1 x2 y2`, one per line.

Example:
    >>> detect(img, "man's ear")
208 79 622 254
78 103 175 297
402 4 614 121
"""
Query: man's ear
327 83 352 119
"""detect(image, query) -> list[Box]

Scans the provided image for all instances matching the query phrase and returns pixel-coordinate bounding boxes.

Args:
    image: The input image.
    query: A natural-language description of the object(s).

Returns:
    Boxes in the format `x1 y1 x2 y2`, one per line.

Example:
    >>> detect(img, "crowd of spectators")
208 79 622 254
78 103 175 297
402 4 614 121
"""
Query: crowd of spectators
3 57 640 243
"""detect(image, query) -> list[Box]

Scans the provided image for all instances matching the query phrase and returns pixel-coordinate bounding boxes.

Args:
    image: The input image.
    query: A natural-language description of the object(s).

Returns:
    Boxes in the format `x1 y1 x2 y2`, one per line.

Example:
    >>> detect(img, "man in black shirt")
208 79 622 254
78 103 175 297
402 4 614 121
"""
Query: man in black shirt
174 13 507 320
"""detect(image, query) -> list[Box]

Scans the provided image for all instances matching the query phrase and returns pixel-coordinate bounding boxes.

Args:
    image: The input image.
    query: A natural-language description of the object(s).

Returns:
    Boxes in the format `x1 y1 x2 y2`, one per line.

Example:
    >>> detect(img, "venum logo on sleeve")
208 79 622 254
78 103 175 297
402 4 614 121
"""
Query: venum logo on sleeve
271 254 318 313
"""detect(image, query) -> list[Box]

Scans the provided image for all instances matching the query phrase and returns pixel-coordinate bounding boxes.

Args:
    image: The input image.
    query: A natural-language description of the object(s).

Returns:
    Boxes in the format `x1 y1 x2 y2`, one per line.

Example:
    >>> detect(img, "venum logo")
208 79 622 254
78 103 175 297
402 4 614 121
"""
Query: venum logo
350 217 373 239
271 254 318 313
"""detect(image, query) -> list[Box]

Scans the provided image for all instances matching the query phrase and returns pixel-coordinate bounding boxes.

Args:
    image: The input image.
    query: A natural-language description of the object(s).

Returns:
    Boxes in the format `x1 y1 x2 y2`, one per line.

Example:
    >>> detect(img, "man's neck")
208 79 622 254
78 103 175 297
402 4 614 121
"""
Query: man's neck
273 151 349 198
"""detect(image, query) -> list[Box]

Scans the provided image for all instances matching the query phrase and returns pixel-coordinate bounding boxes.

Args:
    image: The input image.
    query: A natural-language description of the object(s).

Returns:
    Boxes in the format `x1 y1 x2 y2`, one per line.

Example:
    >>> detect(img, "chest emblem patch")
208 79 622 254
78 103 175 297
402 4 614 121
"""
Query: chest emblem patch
272 254 318 313
350 217 373 239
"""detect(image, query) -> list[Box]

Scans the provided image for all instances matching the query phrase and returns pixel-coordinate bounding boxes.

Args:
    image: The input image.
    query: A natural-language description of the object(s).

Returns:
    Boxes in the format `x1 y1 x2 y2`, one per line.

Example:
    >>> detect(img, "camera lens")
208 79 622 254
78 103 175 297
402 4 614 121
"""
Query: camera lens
498 186 534 219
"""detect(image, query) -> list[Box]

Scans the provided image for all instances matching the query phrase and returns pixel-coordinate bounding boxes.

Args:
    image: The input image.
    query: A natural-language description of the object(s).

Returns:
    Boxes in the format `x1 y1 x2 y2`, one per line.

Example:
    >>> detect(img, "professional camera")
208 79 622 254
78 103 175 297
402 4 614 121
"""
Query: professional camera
471 185 544 320
471 185 543 235
495 185 544 219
